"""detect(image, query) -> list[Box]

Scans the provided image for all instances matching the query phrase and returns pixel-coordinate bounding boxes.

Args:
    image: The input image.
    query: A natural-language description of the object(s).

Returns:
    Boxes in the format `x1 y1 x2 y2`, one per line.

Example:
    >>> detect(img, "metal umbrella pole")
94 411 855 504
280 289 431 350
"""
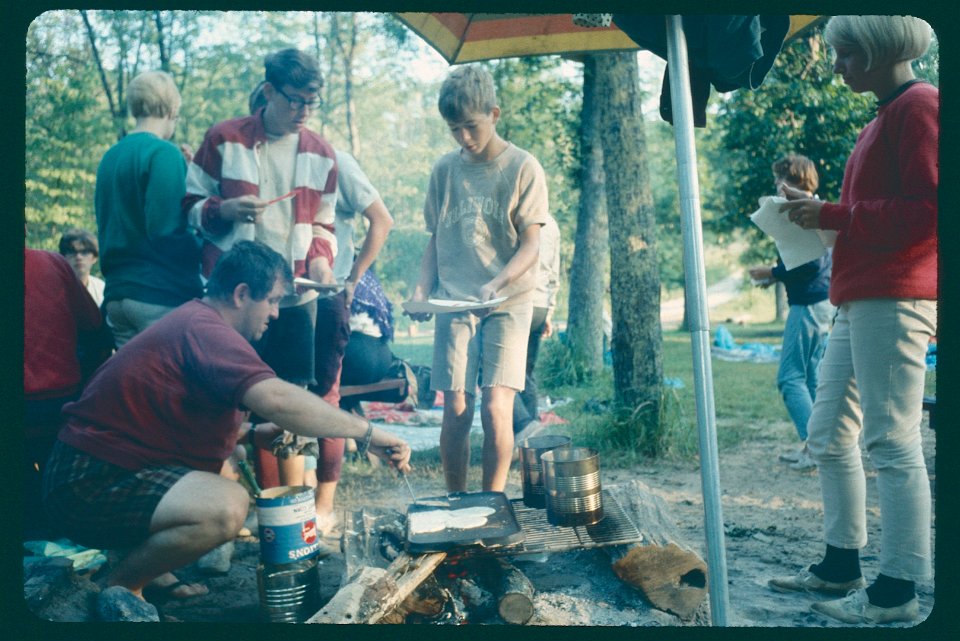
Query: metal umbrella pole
664 14 730 626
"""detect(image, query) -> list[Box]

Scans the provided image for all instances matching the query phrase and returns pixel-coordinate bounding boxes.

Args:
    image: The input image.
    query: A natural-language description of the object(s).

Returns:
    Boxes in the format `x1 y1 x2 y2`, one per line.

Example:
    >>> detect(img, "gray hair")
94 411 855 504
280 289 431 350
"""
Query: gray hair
824 15 933 70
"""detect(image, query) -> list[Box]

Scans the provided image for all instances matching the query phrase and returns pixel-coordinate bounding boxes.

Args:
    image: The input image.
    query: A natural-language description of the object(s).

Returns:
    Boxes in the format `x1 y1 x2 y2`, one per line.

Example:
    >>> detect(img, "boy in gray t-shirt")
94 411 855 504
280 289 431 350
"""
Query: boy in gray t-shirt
408 66 548 493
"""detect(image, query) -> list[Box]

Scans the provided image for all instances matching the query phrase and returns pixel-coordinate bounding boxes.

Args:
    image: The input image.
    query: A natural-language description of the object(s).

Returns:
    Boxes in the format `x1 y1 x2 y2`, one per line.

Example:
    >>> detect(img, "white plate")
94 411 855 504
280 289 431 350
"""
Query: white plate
293 277 343 291
402 297 508 314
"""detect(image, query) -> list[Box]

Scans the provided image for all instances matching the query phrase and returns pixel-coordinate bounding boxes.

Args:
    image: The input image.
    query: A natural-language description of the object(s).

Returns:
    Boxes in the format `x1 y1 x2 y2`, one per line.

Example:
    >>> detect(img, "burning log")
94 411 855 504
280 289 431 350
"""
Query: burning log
456 576 497 620
378 574 448 624
316 506 537 625
604 480 708 621
307 550 447 624
309 504 449 624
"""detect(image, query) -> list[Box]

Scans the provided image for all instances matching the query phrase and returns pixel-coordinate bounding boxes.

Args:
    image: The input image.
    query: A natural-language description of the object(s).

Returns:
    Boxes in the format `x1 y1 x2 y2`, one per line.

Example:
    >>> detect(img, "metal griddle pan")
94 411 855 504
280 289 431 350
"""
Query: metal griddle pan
405 491 524 553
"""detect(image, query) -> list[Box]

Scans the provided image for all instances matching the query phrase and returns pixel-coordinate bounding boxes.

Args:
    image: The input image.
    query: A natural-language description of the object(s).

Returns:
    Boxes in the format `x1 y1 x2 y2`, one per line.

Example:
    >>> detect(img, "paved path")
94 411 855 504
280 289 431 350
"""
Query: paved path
660 269 744 329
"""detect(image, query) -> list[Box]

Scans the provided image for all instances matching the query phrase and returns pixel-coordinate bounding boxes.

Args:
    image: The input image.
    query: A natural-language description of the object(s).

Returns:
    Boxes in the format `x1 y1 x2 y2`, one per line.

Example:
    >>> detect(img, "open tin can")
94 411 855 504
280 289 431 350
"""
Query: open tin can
541 447 604 527
519 435 572 508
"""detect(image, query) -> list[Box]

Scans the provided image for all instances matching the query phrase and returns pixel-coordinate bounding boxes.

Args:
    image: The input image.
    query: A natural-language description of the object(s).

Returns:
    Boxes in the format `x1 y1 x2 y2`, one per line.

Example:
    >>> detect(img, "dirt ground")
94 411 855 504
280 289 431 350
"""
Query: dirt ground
28 412 936 628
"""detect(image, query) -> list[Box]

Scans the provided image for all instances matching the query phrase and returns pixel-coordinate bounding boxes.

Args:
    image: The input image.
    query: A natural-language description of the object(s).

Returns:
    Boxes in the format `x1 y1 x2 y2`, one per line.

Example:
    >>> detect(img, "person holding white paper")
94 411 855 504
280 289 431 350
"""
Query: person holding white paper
749 154 834 472
769 16 938 625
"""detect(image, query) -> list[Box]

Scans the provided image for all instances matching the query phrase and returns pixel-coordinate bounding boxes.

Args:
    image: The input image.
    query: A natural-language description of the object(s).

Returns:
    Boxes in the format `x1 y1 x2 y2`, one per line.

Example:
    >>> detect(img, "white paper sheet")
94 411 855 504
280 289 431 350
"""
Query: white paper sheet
402 297 509 314
750 196 828 270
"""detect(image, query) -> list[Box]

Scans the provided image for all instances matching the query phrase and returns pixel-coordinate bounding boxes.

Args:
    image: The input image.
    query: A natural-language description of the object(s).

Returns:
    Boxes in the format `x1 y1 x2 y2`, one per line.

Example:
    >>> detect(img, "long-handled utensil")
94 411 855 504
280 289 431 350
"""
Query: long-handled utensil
386 447 420 505
399 469 418 505
237 459 262 497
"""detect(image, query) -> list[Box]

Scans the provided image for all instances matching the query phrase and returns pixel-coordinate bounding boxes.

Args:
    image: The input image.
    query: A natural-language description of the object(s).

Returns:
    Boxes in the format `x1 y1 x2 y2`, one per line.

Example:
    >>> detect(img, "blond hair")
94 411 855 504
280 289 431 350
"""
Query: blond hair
127 70 180 119
824 15 933 70
438 65 498 121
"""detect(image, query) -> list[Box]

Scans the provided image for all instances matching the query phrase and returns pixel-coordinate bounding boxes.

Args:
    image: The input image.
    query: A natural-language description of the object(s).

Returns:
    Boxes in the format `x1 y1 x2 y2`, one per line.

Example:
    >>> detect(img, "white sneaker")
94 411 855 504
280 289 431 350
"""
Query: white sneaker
790 451 817 471
769 567 866 595
811 588 920 624
778 449 803 463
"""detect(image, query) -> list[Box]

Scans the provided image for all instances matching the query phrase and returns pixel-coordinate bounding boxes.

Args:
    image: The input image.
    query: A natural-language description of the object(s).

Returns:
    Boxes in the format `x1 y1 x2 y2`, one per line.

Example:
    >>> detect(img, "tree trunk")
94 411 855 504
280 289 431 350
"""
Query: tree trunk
595 52 663 442
317 13 335 139
774 282 788 321
566 54 608 378
331 13 361 157
80 10 123 139
153 11 169 72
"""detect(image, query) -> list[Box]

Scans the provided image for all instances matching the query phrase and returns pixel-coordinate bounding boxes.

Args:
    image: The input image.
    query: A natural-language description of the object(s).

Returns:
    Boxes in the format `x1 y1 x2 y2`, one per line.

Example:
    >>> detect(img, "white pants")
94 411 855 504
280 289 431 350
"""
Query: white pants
106 299 177 348
806 298 936 581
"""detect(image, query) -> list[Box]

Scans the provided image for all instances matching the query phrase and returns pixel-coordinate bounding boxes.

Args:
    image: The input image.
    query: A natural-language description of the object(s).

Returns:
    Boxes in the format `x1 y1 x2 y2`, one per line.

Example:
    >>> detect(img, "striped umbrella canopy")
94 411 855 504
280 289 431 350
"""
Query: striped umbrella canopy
394 12 824 64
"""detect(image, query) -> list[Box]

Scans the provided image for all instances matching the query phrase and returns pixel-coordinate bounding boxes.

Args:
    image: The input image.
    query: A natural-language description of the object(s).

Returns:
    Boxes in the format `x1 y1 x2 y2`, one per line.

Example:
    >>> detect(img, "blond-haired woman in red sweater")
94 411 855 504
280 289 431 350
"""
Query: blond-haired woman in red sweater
768 15 938 625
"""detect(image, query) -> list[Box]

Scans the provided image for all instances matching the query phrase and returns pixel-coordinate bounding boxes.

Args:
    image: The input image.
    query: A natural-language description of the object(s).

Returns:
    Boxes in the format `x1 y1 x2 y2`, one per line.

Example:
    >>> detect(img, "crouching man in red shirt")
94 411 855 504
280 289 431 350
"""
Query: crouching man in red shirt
42 240 411 620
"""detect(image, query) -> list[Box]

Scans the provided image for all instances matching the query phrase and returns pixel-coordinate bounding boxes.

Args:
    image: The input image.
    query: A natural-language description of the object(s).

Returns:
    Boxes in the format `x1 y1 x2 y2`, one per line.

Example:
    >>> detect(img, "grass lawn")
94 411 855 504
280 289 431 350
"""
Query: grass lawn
388 316 936 469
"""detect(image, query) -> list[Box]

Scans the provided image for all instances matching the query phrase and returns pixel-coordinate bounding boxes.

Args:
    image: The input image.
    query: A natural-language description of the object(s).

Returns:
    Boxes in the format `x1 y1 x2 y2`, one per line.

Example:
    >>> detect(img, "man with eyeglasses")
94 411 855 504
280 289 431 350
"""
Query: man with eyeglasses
183 50 342 562
184 48 339 388
184 48 337 286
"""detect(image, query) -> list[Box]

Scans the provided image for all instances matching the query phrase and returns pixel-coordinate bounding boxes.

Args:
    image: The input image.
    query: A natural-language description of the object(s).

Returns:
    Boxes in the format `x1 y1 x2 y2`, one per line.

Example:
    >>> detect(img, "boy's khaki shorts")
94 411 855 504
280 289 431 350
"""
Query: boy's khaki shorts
431 303 533 393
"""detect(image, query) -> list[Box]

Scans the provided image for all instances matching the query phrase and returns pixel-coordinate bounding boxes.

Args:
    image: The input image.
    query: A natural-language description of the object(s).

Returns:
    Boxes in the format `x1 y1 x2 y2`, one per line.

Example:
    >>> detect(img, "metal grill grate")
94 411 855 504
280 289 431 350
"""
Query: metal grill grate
458 490 642 557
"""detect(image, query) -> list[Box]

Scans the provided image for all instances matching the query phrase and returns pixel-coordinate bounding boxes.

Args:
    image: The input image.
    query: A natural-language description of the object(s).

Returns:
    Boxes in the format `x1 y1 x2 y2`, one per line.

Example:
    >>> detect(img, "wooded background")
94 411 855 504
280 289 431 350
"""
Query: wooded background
24 10 939 452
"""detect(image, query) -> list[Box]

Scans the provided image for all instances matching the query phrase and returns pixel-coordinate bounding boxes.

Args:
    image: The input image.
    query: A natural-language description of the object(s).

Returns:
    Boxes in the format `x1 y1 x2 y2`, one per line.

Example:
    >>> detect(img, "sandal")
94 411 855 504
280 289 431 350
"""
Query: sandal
143 578 209 604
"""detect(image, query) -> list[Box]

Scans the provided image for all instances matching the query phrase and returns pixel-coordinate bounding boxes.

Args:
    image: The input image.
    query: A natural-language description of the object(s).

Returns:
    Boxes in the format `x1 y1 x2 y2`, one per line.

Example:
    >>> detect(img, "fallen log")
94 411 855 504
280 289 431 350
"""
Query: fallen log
604 480 708 621
489 558 535 624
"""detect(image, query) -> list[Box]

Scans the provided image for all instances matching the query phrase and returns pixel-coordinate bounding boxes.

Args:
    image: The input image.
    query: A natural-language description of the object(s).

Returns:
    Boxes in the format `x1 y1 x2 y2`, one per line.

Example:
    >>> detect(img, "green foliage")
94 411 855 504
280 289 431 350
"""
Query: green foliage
706 27 938 266
537 337 590 388
373 226 431 304
388 333 435 368
26 11 113 248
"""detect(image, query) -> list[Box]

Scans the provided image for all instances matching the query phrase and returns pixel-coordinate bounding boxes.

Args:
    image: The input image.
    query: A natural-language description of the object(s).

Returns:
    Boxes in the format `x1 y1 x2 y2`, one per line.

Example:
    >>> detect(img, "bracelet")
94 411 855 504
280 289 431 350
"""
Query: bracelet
357 421 374 459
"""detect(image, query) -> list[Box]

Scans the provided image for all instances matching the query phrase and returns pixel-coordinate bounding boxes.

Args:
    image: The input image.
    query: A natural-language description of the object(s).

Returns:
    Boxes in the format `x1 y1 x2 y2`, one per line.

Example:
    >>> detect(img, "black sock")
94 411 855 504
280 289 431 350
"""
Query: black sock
866 574 915 607
810 544 861 582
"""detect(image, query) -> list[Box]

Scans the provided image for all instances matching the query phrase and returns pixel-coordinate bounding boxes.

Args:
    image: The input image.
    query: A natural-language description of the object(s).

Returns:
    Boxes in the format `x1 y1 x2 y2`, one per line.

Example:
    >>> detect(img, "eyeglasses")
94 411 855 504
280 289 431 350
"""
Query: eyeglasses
275 86 321 111
64 249 94 257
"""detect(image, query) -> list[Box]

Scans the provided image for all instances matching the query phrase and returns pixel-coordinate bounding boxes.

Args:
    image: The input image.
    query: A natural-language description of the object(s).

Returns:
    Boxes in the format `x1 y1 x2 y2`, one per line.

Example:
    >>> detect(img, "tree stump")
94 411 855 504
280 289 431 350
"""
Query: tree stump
604 480 708 620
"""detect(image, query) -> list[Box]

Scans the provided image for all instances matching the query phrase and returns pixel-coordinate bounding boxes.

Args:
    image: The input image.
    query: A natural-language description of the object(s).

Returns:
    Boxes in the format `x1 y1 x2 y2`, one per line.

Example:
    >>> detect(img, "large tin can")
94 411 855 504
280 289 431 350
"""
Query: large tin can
541 447 604 527
256 557 320 623
255 485 320 566
519 435 572 508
